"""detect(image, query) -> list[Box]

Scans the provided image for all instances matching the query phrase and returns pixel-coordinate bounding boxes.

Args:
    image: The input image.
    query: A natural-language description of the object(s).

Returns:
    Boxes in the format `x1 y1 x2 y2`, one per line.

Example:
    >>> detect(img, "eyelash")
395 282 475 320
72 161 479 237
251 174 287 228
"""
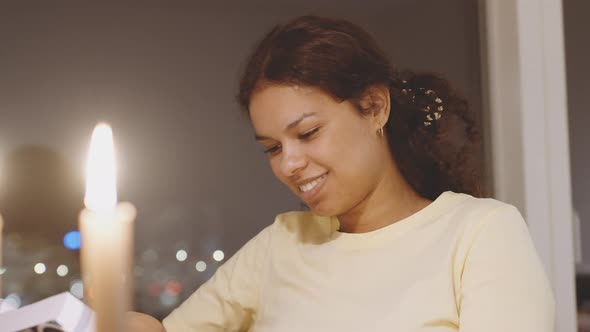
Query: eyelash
263 127 320 154
263 145 281 154
299 127 320 139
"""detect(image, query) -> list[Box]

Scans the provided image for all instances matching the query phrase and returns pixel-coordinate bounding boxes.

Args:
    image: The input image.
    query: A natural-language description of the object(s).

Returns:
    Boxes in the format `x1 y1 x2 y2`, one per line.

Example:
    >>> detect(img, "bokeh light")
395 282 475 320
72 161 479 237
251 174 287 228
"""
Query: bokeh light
159 292 178 307
213 250 225 262
63 230 81 250
3 294 22 310
165 280 183 296
56 265 69 277
70 280 84 299
175 250 188 262
34 263 46 274
195 261 207 272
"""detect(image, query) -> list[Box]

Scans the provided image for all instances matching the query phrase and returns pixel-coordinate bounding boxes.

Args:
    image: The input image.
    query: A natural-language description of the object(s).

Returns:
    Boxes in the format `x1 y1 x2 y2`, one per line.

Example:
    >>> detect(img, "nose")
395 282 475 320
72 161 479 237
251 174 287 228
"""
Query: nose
279 142 307 177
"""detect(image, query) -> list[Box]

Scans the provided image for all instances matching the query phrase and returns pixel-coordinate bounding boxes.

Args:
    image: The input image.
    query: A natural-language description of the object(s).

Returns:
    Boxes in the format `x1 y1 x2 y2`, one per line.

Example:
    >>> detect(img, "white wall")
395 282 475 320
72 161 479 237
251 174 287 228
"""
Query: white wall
481 0 577 330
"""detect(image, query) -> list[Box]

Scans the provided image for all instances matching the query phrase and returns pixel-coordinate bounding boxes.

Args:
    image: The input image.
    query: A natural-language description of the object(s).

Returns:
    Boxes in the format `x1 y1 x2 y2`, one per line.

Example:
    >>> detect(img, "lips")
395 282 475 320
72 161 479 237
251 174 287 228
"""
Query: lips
296 173 327 203
298 174 326 192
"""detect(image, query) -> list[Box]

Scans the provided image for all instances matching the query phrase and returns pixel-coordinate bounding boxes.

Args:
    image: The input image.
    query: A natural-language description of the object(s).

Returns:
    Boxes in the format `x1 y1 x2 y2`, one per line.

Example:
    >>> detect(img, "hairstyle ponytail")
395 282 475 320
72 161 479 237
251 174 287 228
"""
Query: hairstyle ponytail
238 15 484 200
386 71 483 200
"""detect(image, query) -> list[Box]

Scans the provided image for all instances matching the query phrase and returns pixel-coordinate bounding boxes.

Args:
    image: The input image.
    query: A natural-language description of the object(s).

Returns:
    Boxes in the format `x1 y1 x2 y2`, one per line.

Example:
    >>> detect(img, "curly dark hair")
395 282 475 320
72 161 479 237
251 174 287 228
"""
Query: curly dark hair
237 15 483 200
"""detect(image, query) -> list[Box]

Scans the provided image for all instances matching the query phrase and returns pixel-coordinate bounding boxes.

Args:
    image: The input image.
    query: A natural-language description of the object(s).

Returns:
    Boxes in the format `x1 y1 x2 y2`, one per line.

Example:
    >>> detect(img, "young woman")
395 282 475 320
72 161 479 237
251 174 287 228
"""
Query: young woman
131 15 555 332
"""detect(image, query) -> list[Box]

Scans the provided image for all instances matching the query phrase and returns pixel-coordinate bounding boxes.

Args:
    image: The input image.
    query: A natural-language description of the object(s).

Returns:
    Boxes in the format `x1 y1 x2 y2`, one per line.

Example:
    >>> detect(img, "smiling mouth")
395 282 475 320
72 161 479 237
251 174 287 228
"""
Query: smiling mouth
298 174 327 193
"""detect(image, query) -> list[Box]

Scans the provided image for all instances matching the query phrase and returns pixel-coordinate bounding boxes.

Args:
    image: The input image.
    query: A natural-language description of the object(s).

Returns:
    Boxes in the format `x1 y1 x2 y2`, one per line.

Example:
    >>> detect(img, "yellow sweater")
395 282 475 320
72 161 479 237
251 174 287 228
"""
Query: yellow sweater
163 191 555 331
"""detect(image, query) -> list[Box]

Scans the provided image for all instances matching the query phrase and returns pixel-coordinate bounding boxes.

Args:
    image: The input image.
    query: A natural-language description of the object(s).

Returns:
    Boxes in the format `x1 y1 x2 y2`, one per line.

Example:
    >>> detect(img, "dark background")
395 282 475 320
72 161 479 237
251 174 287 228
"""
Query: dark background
0 0 511 319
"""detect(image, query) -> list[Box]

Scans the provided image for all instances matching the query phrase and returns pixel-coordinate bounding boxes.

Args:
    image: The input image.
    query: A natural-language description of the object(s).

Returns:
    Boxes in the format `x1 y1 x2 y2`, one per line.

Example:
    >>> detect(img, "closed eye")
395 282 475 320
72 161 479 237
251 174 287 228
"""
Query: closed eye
263 144 281 154
299 127 320 139
262 127 320 155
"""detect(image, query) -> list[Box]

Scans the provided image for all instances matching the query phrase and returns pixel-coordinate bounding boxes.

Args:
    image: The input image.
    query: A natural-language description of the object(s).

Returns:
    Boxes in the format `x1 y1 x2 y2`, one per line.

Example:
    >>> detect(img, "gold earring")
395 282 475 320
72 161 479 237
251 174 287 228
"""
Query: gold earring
377 127 384 137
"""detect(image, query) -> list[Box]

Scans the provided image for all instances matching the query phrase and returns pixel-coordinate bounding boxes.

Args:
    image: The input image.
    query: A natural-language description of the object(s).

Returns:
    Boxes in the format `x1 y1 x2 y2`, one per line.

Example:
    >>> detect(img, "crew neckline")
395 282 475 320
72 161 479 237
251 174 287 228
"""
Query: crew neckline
328 191 467 245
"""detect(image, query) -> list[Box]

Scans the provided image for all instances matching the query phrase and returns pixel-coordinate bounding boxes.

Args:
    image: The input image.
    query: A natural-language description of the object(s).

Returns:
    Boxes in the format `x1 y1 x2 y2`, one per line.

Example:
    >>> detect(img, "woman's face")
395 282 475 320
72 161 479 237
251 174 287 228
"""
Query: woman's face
249 84 389 217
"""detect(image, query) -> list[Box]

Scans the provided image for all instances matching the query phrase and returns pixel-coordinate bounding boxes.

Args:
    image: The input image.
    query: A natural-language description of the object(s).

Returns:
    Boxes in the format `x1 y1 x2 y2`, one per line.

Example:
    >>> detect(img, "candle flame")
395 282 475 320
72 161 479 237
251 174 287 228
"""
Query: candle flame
84 123 117 211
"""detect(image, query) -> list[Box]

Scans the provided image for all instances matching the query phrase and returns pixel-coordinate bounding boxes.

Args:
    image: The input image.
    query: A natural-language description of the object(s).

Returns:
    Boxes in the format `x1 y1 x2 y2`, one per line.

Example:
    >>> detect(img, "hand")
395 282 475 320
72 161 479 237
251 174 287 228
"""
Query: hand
124 311 166 332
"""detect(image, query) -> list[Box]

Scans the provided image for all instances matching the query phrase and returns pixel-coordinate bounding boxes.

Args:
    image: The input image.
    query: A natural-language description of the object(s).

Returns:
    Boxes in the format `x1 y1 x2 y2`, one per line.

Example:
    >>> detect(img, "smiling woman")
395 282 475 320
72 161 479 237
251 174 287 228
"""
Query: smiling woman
128 15 555 332
249 85 403 227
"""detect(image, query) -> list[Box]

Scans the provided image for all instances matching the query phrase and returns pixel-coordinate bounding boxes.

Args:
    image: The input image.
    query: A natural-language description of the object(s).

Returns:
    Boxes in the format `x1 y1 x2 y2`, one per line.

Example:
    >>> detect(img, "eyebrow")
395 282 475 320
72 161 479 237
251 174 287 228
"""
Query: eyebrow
255 112 317 141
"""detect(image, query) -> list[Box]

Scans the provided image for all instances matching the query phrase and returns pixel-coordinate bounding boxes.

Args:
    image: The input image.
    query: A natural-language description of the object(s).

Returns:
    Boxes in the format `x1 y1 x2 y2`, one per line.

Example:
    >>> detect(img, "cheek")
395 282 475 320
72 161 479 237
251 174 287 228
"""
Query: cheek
325 125 374 169
323 129 382 195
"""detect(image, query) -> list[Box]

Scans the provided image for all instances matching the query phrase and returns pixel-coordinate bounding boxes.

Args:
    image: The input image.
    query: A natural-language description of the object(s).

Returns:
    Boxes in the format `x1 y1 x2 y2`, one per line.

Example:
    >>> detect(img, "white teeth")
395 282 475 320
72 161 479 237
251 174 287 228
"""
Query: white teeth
299 175 325 193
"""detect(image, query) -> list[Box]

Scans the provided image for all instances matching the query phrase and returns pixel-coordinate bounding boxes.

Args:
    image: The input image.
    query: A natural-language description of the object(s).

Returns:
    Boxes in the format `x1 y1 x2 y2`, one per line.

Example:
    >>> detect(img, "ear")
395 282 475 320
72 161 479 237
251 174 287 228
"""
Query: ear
358 85 391 130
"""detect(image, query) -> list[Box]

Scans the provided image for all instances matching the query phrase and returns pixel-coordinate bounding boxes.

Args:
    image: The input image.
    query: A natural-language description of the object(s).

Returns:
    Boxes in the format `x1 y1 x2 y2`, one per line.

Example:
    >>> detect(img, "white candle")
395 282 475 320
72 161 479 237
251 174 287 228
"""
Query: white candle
79 123 136 332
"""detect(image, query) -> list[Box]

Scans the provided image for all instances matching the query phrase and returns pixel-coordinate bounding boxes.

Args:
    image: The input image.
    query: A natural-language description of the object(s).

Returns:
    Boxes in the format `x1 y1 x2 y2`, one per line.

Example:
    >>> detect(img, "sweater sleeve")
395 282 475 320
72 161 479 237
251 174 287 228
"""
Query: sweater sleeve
458 205 555 332
162 226 272 332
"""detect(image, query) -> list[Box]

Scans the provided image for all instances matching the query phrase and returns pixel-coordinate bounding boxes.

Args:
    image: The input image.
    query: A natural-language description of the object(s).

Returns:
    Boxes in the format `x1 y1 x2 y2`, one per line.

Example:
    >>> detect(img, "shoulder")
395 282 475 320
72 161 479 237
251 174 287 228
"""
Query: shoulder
442 192 531 251
444 191 516 217
433 191 528 248
442 191 523 227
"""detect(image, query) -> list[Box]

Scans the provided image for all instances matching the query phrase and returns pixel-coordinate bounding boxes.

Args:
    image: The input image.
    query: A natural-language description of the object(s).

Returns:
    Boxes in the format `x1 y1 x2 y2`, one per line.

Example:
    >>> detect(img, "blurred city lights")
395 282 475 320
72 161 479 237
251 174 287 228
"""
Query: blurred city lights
213 250 225 262
56 265 69 277
34 263 46 274
63 231 81 250
159 292 178 307
70 280 84 299
165 280 183 296
176 250 188 262
4 294 22 310
195 261 207 272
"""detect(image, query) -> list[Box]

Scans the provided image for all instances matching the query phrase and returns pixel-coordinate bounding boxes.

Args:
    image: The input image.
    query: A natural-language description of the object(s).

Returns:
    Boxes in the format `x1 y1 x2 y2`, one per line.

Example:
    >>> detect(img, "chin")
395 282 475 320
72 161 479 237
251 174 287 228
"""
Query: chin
307 201 342 217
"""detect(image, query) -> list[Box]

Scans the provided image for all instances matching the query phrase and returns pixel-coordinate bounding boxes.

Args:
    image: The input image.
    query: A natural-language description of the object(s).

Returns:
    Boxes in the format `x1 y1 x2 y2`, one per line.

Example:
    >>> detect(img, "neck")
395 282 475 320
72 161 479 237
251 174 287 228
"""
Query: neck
336 160 431 234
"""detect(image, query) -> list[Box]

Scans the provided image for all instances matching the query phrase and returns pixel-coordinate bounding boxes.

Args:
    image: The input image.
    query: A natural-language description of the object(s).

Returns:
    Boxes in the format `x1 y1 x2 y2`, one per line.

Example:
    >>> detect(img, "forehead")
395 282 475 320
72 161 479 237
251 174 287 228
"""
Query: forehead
249 85 334 127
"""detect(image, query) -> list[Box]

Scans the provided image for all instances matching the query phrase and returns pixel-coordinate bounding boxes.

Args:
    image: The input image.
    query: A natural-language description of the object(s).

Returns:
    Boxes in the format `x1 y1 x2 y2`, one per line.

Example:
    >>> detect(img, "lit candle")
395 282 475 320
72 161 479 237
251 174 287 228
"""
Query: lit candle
79 123 136 332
